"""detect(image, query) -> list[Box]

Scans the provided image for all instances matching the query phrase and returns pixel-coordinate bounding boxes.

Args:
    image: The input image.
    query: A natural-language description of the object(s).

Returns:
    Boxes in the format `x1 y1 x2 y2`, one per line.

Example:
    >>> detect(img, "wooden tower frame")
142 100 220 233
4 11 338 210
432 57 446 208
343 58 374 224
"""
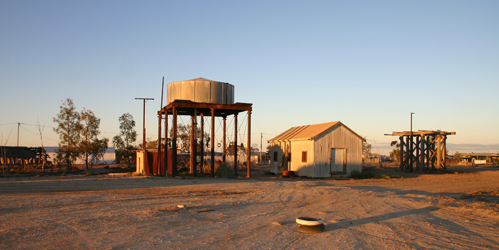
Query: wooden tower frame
155 100 252 177
387 130 455 172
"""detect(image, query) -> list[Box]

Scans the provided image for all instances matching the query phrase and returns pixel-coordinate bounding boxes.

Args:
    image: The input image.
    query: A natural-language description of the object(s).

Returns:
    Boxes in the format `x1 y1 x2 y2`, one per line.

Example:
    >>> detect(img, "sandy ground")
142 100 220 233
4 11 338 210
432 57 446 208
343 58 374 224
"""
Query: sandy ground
1 166 499 249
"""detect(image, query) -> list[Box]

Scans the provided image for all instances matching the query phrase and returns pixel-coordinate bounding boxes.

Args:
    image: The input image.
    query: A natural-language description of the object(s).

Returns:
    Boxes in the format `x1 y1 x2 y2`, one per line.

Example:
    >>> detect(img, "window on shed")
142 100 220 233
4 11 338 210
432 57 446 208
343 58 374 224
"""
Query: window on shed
302 151 307 163
273 152 278 162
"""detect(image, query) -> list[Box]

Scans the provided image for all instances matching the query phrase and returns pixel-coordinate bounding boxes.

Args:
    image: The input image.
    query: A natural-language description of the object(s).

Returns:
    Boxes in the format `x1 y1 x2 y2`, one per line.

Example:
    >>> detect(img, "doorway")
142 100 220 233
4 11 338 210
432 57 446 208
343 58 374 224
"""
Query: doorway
330 148 346 174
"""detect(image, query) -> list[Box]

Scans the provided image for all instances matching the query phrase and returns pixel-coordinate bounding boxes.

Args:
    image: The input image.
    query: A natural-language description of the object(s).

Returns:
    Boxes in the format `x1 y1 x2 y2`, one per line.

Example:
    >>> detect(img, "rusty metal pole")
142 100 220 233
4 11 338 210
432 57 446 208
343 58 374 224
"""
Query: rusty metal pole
190 114 195 174
247 110 251 178
223 117 226 163
200 113 204 173
164 111 168 177
172 107 177 177
193 109 197 175
190 109 197 174
234 114 238 176
157 111 162 175
211 108 215 177
157 77 164 175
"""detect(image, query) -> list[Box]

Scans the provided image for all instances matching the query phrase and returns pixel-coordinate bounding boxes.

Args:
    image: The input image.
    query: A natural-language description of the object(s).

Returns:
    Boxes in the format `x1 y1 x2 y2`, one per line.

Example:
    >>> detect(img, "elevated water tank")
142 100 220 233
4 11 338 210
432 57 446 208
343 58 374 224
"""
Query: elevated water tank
167 78 235 105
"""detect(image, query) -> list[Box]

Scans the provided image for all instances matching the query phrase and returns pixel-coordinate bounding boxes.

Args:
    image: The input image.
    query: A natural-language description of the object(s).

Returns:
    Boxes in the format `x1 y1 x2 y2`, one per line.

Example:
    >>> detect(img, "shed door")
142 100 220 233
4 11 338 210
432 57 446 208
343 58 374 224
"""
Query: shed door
330 148 346 173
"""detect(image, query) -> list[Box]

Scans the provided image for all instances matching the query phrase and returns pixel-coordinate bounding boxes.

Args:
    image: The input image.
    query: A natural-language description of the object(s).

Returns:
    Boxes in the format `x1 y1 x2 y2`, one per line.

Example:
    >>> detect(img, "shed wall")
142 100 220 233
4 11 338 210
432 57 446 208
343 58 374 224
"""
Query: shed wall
269 141 288 174
313 126 363 177
289 140 314 177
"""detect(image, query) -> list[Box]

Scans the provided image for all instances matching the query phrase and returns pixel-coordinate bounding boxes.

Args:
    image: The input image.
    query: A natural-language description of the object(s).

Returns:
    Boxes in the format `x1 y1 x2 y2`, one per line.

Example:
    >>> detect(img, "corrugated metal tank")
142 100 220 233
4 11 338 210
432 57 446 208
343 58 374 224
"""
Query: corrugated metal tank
167 78 235 104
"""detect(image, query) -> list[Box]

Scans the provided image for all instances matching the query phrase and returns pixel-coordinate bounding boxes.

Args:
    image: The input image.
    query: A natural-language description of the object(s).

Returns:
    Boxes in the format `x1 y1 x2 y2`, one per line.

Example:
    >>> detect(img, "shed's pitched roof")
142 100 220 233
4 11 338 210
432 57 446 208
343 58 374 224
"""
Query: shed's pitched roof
270 121 365 142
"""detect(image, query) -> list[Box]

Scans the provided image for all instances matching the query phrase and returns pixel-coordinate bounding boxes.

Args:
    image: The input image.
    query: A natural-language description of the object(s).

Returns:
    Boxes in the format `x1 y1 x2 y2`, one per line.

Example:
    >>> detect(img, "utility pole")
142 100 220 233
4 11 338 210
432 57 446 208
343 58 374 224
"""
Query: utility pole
136 98 154 173
17 122 20 146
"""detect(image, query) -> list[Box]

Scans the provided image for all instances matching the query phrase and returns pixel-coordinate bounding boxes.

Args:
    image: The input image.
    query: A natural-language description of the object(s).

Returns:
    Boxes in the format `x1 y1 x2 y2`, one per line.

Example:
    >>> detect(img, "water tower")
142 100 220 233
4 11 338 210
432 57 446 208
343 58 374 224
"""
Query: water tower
153 78 252 177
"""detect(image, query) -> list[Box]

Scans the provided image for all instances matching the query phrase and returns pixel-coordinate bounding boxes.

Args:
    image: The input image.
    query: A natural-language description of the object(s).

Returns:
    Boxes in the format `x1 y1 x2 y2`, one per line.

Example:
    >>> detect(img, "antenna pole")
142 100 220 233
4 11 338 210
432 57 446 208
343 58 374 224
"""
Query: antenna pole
17 122 20 146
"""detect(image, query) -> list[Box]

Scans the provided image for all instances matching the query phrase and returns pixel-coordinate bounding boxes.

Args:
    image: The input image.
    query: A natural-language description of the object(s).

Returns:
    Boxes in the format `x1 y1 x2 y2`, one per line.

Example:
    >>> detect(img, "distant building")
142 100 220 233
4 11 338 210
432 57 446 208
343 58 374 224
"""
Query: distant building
0 146 42 165
269 121 365 177
45 147 116 165
458 152 499 164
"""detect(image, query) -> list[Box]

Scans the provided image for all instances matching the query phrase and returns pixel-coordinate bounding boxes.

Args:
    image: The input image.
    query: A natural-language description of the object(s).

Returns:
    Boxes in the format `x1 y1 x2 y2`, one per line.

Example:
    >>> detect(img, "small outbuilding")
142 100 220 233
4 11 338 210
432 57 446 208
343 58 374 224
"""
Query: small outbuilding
269 121 365 177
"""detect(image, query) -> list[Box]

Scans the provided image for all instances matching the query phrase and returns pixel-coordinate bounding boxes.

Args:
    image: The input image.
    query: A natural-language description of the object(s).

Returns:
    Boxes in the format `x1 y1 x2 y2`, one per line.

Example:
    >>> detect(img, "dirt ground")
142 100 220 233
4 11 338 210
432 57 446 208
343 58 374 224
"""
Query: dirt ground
1 165 499 249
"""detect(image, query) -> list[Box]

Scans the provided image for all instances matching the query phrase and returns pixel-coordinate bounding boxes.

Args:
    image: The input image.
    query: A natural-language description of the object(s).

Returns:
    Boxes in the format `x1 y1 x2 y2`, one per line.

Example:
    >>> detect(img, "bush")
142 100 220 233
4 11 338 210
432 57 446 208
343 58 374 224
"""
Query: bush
350 170 375 179
350 170 396 179
178 167 189 174
202 160 223 175
216 163 234 178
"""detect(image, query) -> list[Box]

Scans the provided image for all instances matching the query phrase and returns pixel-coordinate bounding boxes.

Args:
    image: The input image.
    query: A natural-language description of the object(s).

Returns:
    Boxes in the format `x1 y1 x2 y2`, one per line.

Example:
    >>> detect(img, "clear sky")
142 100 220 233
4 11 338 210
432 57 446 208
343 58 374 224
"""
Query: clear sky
1 0 498 155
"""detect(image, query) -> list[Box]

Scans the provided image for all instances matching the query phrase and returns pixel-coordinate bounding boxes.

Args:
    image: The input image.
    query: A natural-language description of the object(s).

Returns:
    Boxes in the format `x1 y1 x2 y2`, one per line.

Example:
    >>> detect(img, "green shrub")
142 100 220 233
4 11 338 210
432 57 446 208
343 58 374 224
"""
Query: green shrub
350 170 397 179
216 163 234 178
350 170 375 179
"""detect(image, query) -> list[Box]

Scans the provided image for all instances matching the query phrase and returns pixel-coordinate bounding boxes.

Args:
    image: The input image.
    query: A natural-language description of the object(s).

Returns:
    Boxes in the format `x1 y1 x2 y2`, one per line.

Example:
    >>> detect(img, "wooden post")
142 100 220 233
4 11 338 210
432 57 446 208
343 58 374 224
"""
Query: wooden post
436 134 442 171
399 136 403 170
420 135 426 171
442 135 447 171
415 135 420 171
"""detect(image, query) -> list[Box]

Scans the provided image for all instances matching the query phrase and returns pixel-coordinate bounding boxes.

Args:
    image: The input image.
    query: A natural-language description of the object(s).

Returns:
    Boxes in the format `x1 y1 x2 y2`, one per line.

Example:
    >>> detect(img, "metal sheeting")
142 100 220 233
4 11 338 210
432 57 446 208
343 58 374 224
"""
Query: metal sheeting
313 126 363 177
270 122 341 142
167 78 235 105
269 121 364 178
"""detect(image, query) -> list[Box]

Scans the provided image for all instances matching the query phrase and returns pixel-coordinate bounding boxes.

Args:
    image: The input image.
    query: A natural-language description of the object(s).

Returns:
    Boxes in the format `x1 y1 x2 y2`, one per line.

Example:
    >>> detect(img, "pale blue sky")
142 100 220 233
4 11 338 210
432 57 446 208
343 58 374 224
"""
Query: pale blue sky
1 0 498 154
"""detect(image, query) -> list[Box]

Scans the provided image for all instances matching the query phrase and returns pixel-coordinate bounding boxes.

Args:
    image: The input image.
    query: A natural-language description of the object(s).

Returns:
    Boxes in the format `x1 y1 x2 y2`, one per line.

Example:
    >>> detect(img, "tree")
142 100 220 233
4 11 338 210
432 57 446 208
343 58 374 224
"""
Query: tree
389 140 401 163
169 125 210 153
145 138 158 149
35 118 47 172
92 138 109 164
138 138 159 149
53 98 82 172
79 108 107 170
362 137 372 157
227 142 246 156
251 144 260 152
113 113 137 166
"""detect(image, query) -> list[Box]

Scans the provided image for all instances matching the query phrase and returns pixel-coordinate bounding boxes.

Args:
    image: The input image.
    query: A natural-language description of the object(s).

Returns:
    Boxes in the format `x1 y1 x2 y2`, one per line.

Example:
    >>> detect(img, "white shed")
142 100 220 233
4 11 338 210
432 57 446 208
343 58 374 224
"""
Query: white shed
269 121 365 177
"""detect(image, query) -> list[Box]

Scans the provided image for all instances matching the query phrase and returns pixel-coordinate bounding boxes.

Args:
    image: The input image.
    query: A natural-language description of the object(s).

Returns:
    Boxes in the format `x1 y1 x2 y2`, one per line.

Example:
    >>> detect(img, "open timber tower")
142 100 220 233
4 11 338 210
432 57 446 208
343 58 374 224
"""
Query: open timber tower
155 78 253 177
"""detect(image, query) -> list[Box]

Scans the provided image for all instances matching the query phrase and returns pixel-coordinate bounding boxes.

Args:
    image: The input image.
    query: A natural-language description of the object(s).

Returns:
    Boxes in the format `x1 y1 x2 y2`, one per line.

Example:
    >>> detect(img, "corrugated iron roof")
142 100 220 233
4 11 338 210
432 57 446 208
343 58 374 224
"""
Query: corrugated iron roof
270 121 365 142
270 121 338 141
